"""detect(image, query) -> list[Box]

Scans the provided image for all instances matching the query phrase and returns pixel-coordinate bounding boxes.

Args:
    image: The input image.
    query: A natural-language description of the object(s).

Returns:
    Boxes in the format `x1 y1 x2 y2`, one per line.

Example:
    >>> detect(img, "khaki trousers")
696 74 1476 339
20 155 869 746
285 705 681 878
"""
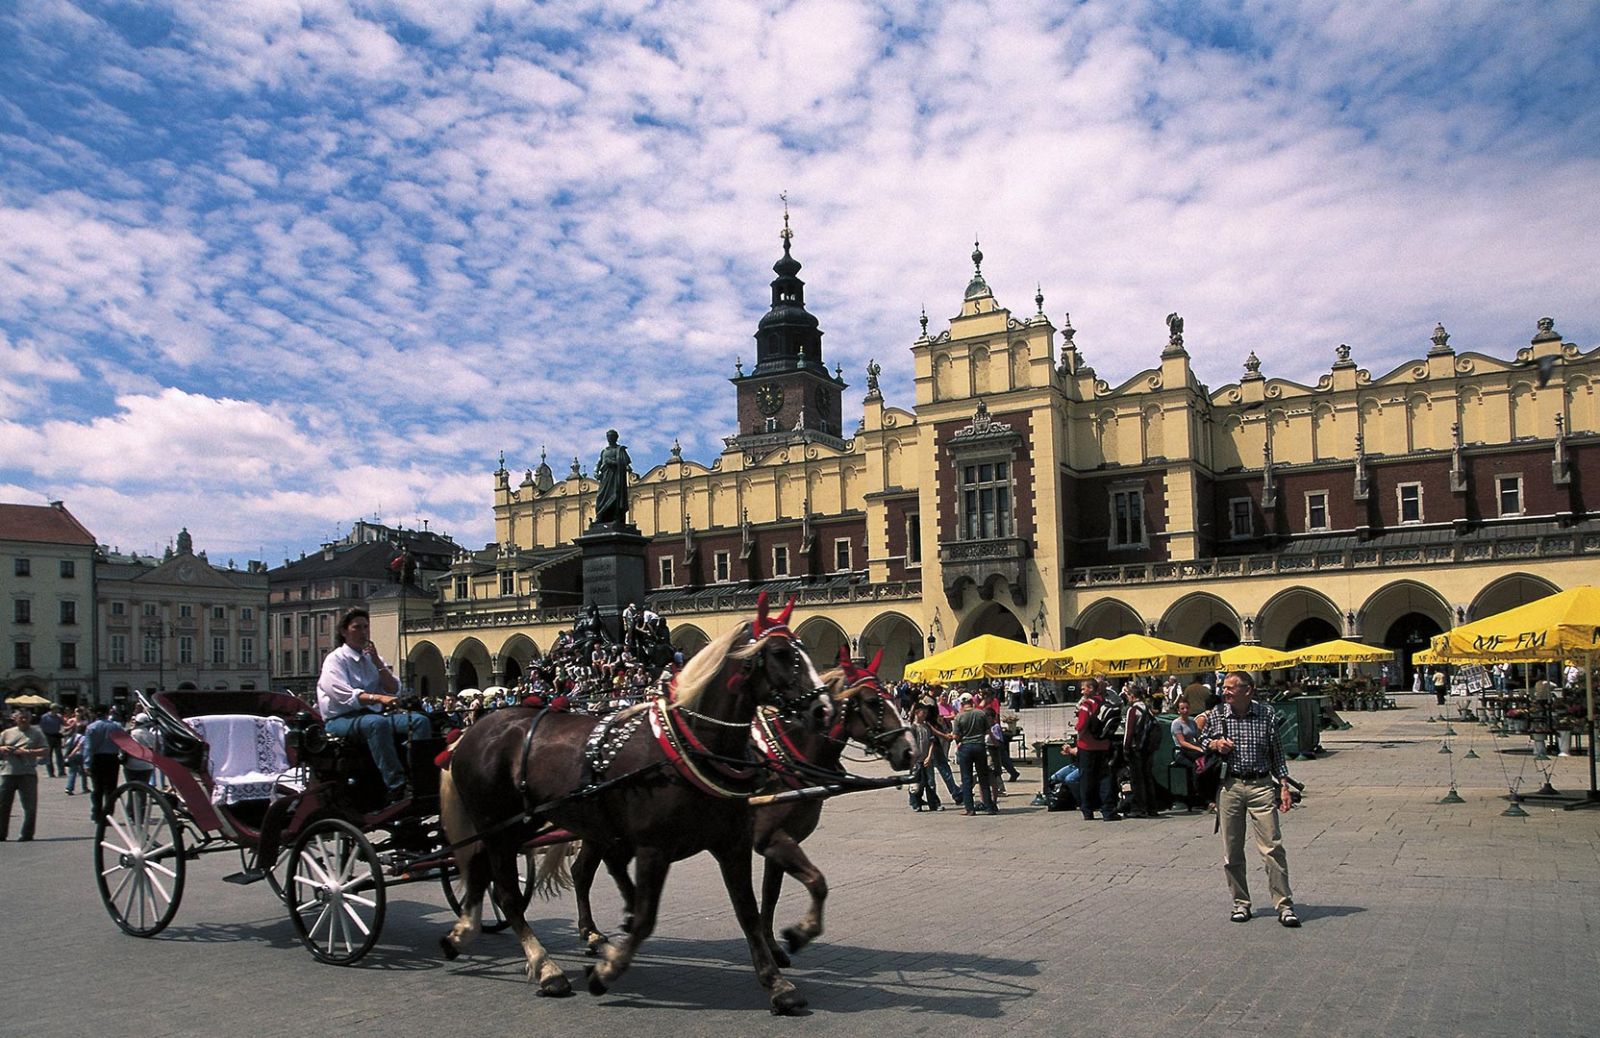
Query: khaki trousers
1219 776 1293 909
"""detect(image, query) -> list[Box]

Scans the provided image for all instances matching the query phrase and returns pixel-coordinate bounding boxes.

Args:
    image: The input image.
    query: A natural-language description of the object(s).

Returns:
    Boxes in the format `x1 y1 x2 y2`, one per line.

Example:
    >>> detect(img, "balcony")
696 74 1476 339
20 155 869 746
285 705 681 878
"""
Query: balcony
939 536 1030 608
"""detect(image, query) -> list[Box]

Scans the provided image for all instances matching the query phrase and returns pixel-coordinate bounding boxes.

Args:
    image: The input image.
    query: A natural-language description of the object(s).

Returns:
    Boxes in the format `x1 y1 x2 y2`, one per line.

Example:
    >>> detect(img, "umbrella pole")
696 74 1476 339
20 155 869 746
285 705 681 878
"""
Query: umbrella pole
1569 649 1599 810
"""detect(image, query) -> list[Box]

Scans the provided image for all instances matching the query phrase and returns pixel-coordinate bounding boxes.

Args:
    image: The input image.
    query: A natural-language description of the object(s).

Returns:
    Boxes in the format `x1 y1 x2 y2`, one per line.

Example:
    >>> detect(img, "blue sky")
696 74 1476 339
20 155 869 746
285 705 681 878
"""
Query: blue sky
3 0 1598 563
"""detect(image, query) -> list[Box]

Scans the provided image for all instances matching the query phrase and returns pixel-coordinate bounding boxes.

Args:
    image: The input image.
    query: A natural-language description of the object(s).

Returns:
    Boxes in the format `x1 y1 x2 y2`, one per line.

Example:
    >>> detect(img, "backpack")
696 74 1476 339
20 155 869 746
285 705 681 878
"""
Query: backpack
1082 696 1121 741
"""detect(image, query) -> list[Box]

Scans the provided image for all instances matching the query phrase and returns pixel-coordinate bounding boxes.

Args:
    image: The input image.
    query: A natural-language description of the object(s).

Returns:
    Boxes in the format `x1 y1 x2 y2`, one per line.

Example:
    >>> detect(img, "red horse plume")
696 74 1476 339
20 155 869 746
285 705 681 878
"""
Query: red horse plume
752 591 796 640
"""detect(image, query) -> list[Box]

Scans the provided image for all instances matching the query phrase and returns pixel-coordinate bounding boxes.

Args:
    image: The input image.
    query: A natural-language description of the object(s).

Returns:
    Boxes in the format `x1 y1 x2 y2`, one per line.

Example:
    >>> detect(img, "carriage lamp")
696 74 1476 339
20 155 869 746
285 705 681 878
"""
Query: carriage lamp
927 631 936 654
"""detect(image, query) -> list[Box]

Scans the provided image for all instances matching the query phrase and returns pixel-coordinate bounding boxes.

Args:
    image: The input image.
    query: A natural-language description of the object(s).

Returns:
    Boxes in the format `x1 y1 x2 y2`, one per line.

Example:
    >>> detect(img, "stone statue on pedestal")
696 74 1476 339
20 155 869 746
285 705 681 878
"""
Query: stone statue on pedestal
593 429 633 526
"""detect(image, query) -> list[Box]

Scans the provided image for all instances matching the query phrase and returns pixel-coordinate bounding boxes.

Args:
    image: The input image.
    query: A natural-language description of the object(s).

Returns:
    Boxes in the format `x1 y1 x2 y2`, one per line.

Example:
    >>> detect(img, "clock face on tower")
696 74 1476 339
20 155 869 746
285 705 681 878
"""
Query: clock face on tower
757 384 784 416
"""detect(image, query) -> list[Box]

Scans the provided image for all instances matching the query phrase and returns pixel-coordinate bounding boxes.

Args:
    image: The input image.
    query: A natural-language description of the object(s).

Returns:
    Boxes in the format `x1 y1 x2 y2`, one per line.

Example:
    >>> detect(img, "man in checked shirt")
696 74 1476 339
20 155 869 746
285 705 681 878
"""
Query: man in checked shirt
1202 671 1301 927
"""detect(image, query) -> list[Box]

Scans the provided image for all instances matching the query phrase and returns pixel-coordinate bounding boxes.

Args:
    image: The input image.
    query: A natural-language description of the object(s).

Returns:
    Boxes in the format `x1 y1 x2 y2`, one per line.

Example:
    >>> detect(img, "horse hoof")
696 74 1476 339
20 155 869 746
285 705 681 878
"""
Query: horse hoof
584 932 609 957
782 927 813 954
770 990 808 1015
585 965 610 997
538 974 573 998
438 937 460 961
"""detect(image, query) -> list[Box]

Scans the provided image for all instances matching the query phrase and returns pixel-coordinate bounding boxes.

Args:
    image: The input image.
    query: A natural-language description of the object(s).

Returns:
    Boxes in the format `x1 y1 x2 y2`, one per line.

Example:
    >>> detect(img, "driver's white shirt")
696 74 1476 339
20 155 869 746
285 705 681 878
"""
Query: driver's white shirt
317 643 383 719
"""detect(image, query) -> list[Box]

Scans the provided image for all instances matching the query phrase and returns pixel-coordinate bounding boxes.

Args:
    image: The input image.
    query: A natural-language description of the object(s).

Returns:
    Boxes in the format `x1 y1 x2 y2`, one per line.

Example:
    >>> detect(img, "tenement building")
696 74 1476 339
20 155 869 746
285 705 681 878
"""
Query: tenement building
0 501 99 705
96 528 270 703
370 232 1600 693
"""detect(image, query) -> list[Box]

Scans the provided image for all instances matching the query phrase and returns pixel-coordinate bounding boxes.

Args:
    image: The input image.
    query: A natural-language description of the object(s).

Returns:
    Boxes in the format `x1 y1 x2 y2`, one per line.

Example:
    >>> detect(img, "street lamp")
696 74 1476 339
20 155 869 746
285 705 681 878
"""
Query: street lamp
926 631 936 656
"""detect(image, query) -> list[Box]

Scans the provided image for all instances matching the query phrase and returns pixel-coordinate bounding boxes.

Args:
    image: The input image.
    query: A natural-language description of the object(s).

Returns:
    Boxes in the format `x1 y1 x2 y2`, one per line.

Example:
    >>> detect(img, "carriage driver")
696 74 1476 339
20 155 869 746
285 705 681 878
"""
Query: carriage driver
316 608 430 804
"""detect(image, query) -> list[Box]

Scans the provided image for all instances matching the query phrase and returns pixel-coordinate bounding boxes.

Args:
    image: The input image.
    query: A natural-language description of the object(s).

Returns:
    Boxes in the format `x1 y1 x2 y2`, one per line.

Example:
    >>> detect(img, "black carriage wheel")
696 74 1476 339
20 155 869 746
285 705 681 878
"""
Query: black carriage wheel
238 843 289 902
440 848 535 934
286 818 387 965
95 782 186 938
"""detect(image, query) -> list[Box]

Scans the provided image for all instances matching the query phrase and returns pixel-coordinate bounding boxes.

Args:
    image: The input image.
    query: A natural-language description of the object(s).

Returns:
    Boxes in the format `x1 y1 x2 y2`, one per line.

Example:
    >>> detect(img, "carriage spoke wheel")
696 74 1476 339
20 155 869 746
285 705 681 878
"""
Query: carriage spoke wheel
441 848 535 934
95 782 186 938
287 819 386 965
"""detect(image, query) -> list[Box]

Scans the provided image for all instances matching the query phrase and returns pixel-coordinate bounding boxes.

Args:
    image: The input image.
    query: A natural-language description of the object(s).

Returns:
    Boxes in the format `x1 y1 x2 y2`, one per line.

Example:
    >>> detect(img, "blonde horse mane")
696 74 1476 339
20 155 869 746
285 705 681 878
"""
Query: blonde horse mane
668 622 750 711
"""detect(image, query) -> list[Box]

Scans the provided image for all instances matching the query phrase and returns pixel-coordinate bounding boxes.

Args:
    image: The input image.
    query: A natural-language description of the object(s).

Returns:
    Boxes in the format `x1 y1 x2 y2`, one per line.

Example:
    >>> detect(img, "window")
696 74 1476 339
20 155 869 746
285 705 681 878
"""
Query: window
833 538 852 572
281 615 292 637
714 550 731 583
282 650 293 674
1497 475 1523 517
454 575 468 600
1111 488 1145 548
143 602 158 616
959 461 1012 540
60 642 76 669
299 615 310 636
212 637 227 665
143 636 159 665
111 601 125 616
14 558 30 577
241 607 254 622
906 514 922 566
500 571 515 596
299 649 310 672
60 559 75 578
764 417 778 433
658 556 674 587
179 636 194 664
1228 498 1253 540
1398 483 1423 524
14 642 30 669
110 634 127 665
60 600 76 625
240 637 255 665
213 606 226 620
1306 492 1329 532
13 600 29 625
318 613 330 634
772 545 790 577
179 604 193 619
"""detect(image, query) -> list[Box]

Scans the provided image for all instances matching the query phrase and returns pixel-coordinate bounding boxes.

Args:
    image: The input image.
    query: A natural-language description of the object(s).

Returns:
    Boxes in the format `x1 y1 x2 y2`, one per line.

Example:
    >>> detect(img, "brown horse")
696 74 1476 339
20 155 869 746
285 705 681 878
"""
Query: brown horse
570 649 914 968
438 595 827 1014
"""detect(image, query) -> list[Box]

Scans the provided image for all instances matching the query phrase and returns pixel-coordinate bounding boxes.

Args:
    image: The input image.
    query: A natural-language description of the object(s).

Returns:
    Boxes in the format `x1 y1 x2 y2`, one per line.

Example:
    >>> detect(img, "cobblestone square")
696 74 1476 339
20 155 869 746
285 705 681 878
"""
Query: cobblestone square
6 696 1599 1038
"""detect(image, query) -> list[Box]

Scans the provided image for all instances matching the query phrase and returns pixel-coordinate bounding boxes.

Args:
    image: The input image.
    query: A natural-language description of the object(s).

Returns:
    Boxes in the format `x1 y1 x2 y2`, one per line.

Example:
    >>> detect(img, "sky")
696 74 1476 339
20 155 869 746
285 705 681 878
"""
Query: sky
3 0 1599 565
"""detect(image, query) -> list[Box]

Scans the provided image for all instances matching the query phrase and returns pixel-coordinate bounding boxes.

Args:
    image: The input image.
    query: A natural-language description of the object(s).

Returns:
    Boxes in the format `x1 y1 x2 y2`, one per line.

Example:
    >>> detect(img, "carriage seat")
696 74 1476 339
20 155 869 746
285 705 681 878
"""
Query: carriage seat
189 714 305 806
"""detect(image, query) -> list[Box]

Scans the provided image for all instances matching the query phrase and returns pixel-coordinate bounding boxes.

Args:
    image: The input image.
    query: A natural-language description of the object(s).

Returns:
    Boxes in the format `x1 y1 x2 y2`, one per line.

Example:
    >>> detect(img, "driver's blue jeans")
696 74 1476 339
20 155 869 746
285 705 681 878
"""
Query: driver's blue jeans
325 710 430 792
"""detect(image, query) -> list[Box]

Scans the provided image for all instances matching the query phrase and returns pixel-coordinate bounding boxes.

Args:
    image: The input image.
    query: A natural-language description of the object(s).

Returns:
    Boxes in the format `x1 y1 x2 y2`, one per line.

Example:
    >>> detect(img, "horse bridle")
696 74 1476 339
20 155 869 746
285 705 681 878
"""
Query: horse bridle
827 675 909 756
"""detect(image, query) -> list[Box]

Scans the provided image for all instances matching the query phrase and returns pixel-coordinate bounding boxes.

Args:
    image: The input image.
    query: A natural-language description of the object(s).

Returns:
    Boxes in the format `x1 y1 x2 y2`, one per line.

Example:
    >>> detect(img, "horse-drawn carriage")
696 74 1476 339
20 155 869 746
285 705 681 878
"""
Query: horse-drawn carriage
94 596 913 1014
97 688 562 963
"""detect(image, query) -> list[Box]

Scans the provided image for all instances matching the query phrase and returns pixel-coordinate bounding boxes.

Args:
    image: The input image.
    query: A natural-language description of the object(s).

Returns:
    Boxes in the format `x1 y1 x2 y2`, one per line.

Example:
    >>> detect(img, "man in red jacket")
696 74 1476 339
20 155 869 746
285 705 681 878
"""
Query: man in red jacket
1075 678 1120 822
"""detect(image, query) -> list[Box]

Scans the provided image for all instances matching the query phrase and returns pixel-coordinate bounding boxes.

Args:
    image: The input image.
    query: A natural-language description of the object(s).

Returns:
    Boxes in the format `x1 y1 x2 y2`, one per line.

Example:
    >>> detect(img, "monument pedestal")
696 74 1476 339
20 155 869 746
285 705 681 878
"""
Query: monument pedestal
575 522 649 642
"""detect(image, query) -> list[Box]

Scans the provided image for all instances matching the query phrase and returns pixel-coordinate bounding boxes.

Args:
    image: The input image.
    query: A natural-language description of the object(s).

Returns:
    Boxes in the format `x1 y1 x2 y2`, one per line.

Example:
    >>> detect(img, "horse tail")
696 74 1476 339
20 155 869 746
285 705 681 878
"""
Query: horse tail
532 840 578 899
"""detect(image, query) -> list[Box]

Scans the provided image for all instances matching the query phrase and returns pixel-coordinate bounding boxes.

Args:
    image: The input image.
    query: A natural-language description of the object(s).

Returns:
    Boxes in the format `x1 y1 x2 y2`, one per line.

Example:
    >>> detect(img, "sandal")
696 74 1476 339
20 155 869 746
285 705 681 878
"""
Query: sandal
1230 905 1251 923
1278 907 1301 928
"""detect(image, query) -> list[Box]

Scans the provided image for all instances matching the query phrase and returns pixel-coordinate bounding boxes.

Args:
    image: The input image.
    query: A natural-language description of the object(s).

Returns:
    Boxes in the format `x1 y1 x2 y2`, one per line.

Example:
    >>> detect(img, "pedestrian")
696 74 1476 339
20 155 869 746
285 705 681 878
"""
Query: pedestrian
1121 685 1159 817
36 704 64 778
908 704 944 812
952 693 997 815
1432 667 1448 706
0 708 48 841
1074 678 1120 822
122 712 162 791
83 705 125 824
1202 671 1300 927
921 697 963 804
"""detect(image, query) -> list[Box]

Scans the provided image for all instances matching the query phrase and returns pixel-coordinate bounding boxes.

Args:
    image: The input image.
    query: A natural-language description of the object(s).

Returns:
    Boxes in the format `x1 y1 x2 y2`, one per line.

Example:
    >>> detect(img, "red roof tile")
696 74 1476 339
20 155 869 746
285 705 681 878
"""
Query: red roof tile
0 502 98 546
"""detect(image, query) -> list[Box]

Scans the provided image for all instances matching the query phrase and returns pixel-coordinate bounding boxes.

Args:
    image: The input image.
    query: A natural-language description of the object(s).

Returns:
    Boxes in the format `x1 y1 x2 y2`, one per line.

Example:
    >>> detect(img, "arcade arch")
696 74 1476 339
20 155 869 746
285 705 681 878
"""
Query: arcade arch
1070 598 1144 643
795 616 849 669
407 641 446 698
1255 587 1343 650
955 601 1026 644
1468 573 1561 621
452 637 492 692
498 634 541 686
1158 593 1239 648
859 611 924 681
669 624 711 660
1361 581 1451 689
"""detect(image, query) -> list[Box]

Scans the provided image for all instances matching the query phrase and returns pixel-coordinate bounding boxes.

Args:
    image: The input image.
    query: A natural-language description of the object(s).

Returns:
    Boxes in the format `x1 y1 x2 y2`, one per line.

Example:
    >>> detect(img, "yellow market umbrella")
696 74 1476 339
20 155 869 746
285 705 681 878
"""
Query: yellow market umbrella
1433 586 1600 805
1053 633 1220 678
4 693 51 708
1218 645 1299 670
903 633 1058 683
1292 639 1394 664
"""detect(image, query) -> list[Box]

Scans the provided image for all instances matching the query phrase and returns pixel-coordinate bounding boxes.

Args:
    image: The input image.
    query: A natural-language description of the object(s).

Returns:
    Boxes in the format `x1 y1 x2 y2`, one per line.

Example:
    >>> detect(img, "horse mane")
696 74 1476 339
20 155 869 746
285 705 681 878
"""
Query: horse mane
670 622 751 711
815 667 855 701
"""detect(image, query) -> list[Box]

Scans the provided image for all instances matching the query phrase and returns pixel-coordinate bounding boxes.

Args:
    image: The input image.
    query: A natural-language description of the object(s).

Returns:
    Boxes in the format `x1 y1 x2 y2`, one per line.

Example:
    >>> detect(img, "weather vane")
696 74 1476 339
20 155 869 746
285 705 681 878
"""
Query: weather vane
780 190 793 246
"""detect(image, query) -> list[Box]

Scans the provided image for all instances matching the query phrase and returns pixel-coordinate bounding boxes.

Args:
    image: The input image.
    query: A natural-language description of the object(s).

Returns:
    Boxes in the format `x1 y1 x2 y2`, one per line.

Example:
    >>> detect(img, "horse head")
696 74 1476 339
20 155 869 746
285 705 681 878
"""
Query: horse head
818 648 915 772
731 592 826 716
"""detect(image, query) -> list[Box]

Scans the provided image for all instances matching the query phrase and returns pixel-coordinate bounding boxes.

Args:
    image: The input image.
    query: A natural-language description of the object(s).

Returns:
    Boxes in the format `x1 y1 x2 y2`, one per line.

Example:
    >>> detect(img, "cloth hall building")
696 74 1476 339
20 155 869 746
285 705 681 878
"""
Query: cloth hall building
370 235 1600 694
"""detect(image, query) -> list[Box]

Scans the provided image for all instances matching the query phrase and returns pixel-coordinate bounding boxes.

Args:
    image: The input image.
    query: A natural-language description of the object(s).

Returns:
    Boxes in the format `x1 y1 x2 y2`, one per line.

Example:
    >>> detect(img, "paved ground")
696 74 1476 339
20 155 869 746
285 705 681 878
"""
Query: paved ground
5 694 1599 1038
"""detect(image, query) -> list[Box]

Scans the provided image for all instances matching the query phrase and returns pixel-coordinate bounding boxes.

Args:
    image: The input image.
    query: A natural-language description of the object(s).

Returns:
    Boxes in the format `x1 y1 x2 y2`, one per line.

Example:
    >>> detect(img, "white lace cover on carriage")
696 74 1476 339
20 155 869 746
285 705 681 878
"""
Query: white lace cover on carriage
189 714 302 805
